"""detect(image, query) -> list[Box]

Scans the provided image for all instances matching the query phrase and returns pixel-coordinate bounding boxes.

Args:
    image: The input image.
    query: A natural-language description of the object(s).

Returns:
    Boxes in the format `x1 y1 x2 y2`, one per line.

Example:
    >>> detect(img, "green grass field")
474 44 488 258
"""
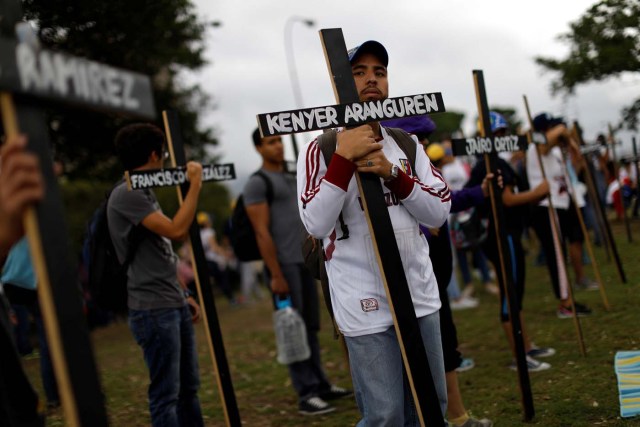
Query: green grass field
24 221 640 426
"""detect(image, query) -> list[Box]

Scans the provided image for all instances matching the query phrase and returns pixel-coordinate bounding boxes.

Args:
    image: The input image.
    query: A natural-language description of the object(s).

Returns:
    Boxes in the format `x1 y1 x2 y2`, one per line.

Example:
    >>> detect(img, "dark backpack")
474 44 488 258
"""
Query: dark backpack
303 127 418 280
449 206 488 250
83 185 144 314
229 171 274 261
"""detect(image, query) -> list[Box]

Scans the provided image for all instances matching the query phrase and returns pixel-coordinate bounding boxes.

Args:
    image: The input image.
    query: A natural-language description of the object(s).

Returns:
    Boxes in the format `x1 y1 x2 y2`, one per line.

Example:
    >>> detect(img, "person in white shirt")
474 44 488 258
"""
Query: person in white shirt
297 40 451 426
526 113 596 319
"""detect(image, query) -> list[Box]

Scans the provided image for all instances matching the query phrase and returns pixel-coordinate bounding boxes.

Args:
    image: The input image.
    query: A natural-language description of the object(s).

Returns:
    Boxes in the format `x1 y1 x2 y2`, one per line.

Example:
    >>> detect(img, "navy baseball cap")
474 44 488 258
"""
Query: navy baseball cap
533 113 565 132
382 115 436 136
347 40 389 67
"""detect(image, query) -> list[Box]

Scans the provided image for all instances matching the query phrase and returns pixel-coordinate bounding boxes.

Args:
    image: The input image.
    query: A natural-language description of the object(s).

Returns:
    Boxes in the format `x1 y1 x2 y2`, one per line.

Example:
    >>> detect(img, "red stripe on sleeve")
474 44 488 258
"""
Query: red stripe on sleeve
384 171 414 199
323 153 356 192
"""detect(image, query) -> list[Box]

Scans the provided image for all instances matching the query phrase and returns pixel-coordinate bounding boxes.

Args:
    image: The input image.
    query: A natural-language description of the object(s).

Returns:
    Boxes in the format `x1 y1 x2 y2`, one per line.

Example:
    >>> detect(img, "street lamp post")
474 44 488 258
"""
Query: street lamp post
284 16 314 159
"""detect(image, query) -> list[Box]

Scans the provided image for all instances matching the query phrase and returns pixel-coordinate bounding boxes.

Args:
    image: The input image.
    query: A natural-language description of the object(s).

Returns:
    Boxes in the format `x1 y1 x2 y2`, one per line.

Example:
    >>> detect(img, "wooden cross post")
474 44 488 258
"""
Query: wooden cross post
556 144 610 310
572 125 613 262
608 124 633 242
0 5 155 426
572 122 626 283
124 110 241 426
461 70 534 420
523 96 587 356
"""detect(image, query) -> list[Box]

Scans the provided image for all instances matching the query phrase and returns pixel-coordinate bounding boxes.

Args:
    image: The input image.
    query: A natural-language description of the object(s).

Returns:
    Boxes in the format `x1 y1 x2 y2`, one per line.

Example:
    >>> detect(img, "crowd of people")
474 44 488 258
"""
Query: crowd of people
0 37 637 427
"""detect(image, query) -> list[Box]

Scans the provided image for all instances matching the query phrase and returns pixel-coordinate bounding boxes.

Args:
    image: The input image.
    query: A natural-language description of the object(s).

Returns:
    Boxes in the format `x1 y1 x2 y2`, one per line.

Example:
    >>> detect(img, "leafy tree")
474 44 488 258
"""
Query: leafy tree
430 111 465 141
535 0 640 130
21 0 218 180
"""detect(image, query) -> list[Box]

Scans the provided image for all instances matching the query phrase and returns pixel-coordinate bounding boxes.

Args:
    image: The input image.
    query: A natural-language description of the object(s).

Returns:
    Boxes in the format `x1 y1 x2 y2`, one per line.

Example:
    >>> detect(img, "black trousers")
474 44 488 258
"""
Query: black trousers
0 290 43 426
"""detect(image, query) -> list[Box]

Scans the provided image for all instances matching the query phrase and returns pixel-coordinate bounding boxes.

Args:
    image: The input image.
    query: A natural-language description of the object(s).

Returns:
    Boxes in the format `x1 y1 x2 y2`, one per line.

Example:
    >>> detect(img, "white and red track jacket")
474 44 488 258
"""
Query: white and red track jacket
297 127 451 337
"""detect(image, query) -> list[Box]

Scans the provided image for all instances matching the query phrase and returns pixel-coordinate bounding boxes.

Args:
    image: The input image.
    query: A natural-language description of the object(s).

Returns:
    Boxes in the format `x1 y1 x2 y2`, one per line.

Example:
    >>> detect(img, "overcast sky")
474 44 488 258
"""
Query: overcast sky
190 0 639 196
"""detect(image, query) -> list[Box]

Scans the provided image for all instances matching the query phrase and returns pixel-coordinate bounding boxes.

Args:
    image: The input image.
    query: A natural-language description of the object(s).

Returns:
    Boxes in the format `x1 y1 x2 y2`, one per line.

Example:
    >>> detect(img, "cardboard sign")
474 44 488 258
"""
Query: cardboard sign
0 37 155 118
451 135 528 156
126 163 236 190
257 92 445 137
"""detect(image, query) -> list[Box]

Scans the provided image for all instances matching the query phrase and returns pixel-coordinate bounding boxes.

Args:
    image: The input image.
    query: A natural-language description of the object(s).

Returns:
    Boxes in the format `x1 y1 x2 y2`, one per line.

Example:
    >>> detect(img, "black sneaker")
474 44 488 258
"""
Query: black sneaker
527 346 556 358
508 355 551 372
557 302 592 319
319 385 353 401
298 397 335 416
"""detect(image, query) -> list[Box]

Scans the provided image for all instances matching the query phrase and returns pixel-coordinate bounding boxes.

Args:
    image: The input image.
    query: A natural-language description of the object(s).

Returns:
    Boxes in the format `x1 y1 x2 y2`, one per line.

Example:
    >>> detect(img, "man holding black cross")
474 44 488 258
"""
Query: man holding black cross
297 40 450 425
108 123 204 426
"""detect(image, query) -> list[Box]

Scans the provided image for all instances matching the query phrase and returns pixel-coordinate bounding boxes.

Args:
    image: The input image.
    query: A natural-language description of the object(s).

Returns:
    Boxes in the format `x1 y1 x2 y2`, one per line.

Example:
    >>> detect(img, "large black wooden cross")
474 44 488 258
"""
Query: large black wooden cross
468 71 534 421
0 5 154 426
162 110 241 426
258 28 446 426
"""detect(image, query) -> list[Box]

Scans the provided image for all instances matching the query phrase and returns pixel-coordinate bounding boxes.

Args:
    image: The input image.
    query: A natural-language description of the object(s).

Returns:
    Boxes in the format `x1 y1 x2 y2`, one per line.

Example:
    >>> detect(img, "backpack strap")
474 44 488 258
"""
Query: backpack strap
316 130 338 166
252 170 274 205
384 127 417 173
106 183 146 271
315 131 349 240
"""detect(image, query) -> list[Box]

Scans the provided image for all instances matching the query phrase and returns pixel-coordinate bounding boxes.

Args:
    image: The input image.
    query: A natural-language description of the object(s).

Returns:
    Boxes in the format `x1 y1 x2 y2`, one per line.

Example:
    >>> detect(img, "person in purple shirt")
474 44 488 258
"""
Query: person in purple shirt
384 116 493 427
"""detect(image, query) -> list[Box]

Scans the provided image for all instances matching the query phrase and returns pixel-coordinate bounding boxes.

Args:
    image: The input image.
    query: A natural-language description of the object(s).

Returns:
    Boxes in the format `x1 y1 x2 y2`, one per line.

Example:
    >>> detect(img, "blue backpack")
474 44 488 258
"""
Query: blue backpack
82 186 145 313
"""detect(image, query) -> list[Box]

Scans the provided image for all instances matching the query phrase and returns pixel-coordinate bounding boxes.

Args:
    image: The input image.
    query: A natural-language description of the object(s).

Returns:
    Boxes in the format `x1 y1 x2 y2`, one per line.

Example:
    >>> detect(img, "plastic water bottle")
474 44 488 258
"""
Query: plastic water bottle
273 295 311 365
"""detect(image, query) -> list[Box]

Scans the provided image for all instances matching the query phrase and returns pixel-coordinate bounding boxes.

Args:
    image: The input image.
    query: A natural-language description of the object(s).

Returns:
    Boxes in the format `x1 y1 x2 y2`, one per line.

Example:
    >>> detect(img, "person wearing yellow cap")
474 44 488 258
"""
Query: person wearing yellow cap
426 143 446 166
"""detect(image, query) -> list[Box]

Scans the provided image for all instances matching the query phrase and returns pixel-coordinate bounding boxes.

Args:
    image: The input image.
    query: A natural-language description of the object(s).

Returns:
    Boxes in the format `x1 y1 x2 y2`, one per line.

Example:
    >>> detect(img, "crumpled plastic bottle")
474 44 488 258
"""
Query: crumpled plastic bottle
273 295 311 365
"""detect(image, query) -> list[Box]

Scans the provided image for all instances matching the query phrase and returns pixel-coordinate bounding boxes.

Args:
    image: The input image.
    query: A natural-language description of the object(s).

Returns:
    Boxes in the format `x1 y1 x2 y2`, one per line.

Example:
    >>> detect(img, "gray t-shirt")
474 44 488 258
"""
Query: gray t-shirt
107 182 184 310
243 169 304 264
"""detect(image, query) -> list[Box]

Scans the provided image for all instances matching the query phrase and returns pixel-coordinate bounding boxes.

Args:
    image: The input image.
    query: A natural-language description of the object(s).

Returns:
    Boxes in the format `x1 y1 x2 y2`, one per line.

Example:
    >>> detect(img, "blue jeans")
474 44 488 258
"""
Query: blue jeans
457 248 492 285
345 312 447 427
129 305 204 427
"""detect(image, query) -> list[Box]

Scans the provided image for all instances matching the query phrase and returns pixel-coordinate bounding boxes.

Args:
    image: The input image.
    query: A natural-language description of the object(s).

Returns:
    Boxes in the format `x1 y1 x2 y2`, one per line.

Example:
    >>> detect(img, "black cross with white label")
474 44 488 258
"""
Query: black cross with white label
161 110 241 426
257 93 445 137
470 71 534 420
0 4 155 425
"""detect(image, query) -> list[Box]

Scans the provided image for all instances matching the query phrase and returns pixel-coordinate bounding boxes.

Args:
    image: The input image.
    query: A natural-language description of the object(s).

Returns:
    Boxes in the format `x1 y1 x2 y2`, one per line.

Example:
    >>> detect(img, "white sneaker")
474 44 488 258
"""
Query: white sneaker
451 296 479 310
